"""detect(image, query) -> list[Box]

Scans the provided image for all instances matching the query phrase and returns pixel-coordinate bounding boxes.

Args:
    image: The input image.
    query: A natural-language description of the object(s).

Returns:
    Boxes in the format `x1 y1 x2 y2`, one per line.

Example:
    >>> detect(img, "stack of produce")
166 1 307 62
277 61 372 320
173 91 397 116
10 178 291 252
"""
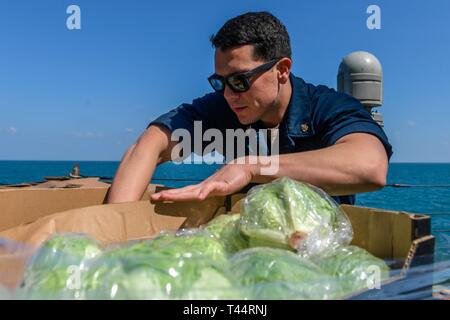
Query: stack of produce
14 177 390 300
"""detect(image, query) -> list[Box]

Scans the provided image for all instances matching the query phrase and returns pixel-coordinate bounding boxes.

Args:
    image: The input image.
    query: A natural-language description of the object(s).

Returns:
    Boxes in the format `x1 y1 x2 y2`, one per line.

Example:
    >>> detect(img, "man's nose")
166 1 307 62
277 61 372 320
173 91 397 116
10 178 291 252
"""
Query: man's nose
223 85 240 102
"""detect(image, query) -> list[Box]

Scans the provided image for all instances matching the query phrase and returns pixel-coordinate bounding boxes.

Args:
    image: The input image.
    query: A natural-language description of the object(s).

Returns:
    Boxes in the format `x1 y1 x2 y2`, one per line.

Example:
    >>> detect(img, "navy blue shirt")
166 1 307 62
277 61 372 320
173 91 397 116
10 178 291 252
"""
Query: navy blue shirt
149 73 393 205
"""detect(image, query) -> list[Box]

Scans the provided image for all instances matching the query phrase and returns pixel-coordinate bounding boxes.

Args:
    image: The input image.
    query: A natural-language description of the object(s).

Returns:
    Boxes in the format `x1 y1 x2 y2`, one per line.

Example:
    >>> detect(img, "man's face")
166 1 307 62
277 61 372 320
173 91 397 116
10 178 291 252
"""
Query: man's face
214 45 281 125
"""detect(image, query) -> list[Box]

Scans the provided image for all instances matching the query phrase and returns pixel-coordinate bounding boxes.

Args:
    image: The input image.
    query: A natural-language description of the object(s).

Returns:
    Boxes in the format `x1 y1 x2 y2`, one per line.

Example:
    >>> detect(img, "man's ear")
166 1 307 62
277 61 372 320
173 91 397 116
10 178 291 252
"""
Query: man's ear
277 57 292 84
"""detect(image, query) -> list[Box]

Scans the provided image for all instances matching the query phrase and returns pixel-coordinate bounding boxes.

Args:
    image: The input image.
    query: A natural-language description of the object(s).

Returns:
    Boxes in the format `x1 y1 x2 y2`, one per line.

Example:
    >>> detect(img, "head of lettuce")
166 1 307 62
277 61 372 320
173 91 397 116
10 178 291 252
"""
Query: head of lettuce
239 177 353 257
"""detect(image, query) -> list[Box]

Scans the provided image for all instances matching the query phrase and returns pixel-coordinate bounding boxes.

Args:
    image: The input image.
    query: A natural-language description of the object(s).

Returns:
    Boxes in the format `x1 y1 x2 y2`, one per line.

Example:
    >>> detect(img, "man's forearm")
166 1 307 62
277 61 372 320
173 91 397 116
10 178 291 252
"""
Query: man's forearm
251 133 388 196
105 144 158 203
106 125 171 204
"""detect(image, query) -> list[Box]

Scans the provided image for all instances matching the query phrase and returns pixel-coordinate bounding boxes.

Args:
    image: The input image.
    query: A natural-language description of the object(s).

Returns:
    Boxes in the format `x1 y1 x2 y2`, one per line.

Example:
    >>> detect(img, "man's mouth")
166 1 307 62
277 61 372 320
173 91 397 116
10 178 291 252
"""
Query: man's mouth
231 106 247 113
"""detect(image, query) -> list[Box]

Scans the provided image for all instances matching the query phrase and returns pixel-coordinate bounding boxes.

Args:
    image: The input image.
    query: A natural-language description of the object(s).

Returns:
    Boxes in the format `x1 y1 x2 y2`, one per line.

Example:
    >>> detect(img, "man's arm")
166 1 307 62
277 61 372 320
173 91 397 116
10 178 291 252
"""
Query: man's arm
106 125 175 204
252 133 388 195
151 133 388 201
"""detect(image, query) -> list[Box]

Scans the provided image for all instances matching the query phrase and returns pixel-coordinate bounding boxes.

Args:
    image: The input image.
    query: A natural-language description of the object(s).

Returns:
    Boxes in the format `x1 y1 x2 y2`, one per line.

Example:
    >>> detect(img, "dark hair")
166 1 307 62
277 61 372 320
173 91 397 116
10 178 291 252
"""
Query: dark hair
210 11 292 61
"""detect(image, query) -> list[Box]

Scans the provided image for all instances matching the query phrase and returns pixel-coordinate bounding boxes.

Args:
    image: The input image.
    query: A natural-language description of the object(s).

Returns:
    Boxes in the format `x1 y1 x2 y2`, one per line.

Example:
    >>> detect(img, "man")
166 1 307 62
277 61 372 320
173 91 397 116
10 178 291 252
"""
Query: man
106 12 392 205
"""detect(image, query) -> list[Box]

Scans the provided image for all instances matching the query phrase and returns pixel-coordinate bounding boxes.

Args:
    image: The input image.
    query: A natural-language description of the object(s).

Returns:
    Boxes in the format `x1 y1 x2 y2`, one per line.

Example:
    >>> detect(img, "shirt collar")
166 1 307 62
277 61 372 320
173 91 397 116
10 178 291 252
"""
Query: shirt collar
281 73 315 138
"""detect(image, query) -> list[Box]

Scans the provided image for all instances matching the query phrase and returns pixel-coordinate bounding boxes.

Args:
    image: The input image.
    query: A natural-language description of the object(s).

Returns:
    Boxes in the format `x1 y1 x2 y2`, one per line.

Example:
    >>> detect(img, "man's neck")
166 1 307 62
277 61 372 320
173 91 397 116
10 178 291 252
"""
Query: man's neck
260 76 293 128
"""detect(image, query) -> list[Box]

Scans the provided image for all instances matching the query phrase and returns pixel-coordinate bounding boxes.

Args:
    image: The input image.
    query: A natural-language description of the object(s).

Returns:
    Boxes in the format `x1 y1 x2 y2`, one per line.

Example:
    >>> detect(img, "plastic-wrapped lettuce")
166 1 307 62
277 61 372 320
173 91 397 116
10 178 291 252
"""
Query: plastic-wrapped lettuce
180 265 241 300
240 177 353 257
27 233 102 270
81 253 170 300
229 247 344 300
147 229 228 262
82 230 240 300
18 233 102 299
140 231 240 299
315 245 390 295
203 214 248 254
18 267 85 299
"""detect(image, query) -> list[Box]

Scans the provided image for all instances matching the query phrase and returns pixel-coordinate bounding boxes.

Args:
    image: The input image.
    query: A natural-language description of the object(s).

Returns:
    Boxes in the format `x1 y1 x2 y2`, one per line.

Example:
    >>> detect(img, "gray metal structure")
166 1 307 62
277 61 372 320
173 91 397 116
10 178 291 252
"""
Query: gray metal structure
338 51 384 127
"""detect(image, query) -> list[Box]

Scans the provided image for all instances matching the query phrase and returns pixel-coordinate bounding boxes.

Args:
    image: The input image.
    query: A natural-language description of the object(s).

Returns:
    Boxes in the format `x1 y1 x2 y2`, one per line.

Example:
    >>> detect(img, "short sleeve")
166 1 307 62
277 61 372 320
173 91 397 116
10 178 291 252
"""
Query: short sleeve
312 88 393 160
148 92 241 156
148 92 226 133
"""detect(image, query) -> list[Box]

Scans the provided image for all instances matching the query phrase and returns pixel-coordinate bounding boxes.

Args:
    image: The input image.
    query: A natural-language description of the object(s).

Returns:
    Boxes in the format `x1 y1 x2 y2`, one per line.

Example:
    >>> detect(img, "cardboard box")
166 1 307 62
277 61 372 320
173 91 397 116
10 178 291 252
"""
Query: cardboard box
0 182 435 299
0 178 162 232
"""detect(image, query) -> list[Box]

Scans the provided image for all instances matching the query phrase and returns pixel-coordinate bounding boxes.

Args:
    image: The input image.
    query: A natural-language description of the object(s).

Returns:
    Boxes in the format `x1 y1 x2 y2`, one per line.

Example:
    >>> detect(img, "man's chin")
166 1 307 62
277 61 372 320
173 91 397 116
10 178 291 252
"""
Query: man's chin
238 119 254 126
236 115 257 126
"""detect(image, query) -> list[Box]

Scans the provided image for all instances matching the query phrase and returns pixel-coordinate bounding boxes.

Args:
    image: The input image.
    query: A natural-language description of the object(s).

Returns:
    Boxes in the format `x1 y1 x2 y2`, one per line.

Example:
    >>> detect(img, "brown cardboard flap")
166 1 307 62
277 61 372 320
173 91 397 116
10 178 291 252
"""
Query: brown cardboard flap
0 184 163 233
0 193 231 247
0 201 187 247
341 205 417 259
0 252 30 289
342 205 396 258
0 188 109 232
0 241 35 289
228 194 246 213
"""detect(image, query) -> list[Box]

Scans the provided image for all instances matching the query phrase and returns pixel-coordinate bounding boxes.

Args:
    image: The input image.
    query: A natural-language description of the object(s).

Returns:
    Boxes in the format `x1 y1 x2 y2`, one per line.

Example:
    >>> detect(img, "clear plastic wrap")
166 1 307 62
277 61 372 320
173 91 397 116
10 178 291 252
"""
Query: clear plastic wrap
80 229 241 300
239 177 353 258
17 233 103 299
2 232 446 300
202 214 248 254
4 227 447 300
229 247 345 300
147 229 227 262
313 245 391 296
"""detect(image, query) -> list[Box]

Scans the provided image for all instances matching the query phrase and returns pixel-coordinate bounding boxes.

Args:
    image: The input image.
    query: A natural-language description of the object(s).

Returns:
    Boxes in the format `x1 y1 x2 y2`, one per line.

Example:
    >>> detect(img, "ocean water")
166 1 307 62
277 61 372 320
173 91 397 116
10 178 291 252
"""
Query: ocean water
0 160 220 186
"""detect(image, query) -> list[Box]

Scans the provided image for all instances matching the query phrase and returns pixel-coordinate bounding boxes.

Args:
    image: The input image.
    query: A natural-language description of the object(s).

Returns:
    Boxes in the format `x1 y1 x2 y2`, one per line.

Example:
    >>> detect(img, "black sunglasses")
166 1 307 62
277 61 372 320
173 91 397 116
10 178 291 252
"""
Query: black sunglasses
208 59 280 93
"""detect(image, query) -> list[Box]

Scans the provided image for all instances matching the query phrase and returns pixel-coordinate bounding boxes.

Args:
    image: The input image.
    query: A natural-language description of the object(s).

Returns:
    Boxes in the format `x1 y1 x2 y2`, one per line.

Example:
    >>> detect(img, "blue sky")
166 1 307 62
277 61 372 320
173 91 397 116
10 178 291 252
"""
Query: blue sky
0 0 449 162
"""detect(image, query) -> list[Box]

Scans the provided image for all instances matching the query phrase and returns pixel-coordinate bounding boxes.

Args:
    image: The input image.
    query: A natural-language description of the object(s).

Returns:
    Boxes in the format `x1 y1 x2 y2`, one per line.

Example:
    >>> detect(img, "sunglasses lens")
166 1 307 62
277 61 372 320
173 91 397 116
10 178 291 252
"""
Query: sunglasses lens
208 77 225 92
228 76 248 92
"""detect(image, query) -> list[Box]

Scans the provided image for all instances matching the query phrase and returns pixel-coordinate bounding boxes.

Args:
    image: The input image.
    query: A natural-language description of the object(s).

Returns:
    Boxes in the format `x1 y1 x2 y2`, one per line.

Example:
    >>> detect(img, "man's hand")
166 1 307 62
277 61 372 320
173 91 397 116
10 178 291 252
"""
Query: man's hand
150 157 256 202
